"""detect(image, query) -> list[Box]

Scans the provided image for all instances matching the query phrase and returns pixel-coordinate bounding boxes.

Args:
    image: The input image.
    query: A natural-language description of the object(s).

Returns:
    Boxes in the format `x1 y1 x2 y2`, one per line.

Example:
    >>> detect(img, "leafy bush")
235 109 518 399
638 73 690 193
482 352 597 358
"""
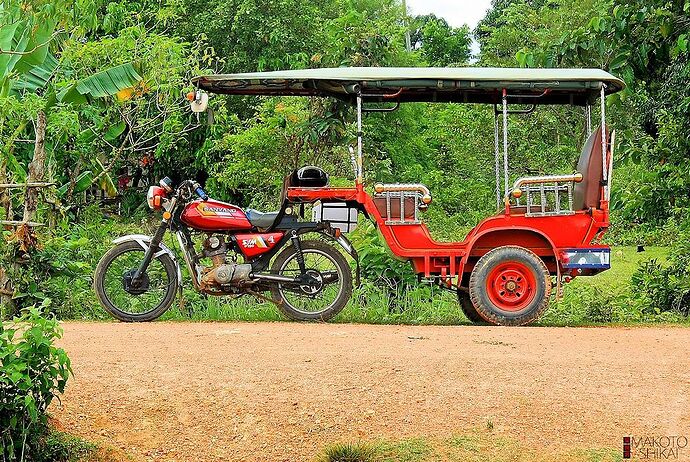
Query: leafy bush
1 306 72 461
631 225 690 315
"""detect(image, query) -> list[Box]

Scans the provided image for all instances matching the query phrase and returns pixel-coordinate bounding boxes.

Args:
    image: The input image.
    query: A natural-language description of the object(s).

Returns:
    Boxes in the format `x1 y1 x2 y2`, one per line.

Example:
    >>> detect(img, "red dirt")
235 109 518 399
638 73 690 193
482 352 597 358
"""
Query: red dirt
52 322 690 461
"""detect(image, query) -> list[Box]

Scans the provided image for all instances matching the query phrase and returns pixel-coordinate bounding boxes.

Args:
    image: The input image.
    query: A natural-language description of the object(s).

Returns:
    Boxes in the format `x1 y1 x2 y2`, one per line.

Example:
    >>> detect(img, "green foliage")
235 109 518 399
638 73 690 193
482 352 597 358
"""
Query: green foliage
631 224 690 315
508 0 690 225
0 306 72 461
410 15 472 65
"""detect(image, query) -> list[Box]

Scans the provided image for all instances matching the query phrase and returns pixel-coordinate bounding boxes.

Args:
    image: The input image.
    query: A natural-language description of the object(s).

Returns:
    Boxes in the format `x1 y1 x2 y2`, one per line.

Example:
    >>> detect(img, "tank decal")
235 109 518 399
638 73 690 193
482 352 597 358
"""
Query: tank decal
196 202 244 217
235 232 284 258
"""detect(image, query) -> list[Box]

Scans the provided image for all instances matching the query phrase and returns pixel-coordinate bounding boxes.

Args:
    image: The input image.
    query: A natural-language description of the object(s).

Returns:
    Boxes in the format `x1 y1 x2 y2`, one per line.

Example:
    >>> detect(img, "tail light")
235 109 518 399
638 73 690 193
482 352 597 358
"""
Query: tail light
147 186 167 210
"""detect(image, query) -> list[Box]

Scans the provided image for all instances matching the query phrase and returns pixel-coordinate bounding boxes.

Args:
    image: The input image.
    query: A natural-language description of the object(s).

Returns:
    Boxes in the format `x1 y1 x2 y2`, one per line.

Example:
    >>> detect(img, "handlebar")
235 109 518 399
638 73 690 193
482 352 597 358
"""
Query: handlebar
160 178 209 201
194 185 209 201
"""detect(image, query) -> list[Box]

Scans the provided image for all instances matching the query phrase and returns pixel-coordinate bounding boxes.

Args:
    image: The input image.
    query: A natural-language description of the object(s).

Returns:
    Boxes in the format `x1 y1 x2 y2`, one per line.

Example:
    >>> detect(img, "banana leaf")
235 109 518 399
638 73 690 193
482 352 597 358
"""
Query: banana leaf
104 121 126 141
75 63 142 99
13 52 59 92
57 171 93 197
93 158 118 198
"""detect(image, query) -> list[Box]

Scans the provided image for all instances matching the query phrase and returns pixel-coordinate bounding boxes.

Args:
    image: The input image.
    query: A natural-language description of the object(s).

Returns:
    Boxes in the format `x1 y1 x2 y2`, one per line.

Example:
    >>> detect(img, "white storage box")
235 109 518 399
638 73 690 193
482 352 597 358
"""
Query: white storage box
312 201 358 233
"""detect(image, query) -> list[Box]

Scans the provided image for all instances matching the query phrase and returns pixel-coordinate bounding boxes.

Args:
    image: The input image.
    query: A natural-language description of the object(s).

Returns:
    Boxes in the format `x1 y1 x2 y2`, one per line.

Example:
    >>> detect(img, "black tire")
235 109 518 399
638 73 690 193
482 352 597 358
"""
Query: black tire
457 290 485 323
94 241 178 322
270 240 352 322
469 245 551 326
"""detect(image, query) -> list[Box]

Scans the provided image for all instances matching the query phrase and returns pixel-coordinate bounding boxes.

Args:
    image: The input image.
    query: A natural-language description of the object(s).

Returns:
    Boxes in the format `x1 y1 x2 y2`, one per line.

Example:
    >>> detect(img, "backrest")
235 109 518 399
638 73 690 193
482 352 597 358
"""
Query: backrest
573 126 608 210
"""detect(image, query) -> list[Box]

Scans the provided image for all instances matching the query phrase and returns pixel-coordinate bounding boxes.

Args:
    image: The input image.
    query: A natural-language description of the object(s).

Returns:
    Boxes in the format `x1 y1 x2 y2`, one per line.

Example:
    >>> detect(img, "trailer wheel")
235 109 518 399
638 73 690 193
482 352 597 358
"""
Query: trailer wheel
469 246 551 326
457 290 485 323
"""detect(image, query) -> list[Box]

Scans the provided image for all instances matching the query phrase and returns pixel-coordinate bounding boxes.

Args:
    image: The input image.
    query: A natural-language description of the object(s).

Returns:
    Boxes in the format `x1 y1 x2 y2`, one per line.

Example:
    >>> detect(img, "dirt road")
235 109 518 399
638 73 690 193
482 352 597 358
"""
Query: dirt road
52 322 690 461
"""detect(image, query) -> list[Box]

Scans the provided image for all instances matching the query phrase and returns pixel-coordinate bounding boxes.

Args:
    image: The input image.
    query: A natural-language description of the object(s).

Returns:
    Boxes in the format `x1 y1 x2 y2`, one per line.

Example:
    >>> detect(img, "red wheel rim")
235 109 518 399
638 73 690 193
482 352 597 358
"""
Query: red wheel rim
486 261 536 312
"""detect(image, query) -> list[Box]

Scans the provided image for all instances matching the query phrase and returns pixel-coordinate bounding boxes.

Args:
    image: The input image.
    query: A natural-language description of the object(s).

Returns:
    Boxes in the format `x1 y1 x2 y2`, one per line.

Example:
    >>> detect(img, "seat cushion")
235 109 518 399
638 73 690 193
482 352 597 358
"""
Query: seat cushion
573 126 607 210
245 209 279 229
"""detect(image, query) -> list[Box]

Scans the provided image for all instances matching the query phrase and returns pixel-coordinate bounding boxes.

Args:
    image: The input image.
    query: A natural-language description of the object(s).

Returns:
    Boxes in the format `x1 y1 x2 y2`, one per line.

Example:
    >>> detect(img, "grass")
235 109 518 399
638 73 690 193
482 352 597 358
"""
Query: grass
33 429 97 462
38 427 130 462
317 432 623 462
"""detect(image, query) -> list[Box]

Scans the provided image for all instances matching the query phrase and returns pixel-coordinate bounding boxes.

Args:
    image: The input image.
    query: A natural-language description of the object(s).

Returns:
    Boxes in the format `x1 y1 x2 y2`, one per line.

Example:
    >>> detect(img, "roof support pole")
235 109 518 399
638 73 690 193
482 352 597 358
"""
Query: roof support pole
493 111 501 209
356 95 364 185
600 84 607 201
502 89 509 197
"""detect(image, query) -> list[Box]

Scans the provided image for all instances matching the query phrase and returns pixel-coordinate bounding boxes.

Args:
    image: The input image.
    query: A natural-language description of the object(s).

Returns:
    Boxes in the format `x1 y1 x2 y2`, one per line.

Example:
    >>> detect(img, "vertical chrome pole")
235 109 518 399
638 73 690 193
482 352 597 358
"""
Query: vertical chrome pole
502 89 509 197
494 111 501 209
600 84 607 201
356 95 363 185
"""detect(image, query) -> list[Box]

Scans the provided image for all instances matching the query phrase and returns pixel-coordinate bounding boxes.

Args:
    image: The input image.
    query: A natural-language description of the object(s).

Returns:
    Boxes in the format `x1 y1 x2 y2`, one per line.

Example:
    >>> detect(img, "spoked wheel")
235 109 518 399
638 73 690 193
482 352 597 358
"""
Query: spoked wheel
469 246 551 326
270 240 352 321
94 241 178 322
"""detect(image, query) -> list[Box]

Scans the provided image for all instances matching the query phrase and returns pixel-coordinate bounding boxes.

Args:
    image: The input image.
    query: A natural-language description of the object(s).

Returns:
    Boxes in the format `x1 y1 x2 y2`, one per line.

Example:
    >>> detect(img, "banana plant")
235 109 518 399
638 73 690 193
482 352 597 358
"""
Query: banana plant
0 5 142 206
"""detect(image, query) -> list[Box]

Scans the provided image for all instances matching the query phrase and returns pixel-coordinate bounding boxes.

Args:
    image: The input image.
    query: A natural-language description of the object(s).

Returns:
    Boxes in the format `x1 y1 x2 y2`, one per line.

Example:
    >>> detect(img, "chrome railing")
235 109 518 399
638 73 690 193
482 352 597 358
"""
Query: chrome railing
374 183 432 225
508 173 583 217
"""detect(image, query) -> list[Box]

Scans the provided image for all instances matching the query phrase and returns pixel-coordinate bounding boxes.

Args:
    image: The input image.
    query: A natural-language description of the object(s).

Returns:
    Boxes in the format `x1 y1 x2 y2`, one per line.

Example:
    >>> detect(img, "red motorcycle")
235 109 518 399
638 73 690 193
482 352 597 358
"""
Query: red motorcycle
93 170 356 322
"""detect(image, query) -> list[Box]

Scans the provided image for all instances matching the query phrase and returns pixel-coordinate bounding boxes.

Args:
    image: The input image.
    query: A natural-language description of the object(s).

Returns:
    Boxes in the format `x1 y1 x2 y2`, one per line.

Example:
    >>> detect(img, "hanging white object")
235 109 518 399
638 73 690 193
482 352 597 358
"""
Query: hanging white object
190 91 209 113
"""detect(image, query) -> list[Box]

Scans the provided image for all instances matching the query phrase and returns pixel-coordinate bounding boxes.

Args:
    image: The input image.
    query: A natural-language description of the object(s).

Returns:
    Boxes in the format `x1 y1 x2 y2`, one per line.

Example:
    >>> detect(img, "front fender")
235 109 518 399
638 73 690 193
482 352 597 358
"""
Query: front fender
112 234 182 290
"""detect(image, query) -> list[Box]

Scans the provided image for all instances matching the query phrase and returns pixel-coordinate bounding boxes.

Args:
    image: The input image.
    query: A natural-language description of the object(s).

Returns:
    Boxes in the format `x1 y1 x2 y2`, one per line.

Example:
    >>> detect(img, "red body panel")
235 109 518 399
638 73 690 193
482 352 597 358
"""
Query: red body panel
285 183 610 284
235 232 284 258
180 199 252 231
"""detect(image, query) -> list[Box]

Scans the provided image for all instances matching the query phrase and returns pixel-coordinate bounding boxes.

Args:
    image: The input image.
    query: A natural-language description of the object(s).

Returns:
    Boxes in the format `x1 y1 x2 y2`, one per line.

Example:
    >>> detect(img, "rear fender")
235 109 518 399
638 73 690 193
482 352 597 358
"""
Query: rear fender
112 234 182 291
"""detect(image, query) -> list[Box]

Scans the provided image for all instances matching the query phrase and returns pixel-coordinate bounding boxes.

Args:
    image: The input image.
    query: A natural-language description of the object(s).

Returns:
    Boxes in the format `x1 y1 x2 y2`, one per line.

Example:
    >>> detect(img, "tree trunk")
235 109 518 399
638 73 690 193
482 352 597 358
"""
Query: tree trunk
23 110 47 224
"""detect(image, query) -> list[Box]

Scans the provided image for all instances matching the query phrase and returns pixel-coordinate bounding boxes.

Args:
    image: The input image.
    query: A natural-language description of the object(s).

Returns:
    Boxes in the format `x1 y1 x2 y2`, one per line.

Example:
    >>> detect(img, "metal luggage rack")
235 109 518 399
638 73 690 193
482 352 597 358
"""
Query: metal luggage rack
374 183 432 225
509 173 582 217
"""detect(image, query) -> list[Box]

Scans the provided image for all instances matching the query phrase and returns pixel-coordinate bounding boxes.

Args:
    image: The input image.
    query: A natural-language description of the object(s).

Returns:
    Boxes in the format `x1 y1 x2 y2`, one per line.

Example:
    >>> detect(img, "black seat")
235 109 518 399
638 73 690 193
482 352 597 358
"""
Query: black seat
245 209 279 229
573 125 608 210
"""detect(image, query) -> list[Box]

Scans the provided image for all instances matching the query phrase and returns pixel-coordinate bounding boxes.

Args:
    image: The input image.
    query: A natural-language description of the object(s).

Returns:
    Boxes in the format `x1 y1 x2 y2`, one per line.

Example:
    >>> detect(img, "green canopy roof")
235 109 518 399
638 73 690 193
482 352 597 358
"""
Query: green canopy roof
192 67 625 106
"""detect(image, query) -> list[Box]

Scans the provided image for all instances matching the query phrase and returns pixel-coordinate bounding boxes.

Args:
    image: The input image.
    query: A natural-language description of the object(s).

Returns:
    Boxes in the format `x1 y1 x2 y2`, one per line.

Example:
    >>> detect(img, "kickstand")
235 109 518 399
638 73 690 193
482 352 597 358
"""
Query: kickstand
247 289 277 305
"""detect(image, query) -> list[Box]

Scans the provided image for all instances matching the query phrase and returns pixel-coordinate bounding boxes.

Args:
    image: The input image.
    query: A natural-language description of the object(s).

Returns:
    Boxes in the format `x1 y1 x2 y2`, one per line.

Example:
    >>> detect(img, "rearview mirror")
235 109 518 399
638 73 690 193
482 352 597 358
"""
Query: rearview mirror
189 91 209 113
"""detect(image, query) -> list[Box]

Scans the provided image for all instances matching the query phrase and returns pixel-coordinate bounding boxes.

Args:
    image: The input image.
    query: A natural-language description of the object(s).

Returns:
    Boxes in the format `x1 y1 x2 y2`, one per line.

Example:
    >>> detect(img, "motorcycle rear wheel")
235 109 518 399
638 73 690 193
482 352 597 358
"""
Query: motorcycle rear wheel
270 240 352 322
94 241 178 322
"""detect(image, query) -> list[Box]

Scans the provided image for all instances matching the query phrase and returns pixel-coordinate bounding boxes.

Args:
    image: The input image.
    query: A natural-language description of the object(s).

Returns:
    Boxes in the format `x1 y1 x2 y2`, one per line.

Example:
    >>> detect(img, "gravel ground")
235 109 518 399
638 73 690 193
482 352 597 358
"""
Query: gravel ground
52 322 690 461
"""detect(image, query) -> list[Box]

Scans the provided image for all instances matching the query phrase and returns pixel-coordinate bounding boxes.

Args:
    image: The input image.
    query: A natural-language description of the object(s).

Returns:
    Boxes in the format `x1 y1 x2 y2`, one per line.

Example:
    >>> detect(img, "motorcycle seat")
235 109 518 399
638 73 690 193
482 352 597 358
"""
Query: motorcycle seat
245 209 279 229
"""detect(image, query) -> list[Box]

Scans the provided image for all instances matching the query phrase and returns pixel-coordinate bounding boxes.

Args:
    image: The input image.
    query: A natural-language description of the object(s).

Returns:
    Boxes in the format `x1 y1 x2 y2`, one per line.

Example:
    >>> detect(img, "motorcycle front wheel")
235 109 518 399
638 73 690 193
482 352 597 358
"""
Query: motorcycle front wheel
94 241 178 322
270 240 352 322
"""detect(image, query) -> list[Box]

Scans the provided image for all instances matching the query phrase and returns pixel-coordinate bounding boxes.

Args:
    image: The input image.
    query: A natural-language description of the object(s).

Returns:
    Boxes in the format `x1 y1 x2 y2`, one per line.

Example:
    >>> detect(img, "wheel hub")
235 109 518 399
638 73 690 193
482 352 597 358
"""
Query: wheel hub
299 270 324 295
486 262 536 312
122 269 150 295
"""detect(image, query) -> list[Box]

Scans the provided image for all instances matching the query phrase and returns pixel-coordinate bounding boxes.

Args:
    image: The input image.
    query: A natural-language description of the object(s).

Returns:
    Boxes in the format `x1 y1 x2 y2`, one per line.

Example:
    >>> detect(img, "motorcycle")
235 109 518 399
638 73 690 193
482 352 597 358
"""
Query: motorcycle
93 169 355 322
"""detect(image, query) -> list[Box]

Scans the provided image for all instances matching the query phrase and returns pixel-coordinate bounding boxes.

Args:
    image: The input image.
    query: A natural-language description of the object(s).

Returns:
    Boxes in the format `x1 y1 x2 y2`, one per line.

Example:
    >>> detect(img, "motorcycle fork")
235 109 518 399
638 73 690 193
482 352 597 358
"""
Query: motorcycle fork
131 220 169 285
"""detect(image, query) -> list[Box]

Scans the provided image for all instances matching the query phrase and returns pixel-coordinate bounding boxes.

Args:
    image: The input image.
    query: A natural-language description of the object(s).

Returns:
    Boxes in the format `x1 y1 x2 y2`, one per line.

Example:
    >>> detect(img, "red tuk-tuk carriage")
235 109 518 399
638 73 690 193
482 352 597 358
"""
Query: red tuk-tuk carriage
95 67 623 326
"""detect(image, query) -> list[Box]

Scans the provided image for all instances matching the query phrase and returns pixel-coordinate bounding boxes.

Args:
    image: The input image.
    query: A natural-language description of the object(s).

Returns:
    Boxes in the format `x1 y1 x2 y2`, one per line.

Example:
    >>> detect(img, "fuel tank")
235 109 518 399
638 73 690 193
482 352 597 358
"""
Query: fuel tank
180 199 252 231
